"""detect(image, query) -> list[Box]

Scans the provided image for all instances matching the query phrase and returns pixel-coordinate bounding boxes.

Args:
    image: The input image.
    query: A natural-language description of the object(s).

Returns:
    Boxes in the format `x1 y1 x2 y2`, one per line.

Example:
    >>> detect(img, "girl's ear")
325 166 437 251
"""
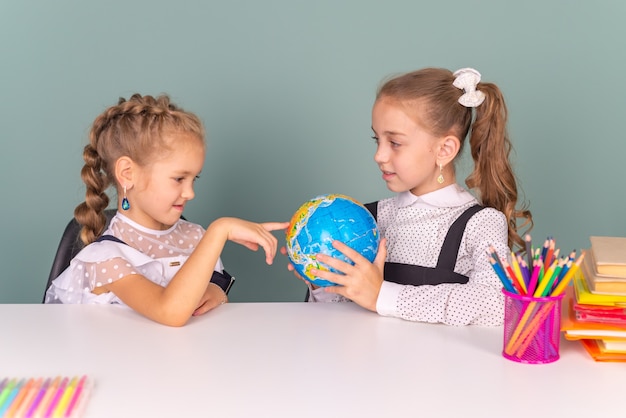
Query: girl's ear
115 156 135 189
436 135 461 166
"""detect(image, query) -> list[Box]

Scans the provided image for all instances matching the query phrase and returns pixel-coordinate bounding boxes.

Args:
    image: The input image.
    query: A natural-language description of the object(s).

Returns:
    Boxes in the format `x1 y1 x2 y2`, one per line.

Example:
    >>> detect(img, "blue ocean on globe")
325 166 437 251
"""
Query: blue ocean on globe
286 194 380 287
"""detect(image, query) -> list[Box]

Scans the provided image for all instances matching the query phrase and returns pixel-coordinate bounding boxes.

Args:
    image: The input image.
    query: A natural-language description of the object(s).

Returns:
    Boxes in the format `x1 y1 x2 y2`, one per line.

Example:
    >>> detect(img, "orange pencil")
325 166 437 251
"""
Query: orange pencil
32 376 61 418
5 377 38 417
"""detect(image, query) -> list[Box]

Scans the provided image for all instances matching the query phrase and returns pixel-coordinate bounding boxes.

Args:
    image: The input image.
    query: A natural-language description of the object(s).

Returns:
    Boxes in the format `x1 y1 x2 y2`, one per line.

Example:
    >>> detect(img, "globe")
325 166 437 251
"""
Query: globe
285 194 380 287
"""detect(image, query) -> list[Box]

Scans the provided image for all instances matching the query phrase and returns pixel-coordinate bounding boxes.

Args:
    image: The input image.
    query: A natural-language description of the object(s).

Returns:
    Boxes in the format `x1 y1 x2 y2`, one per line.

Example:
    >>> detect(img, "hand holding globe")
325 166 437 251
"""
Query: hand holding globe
285 194 381 287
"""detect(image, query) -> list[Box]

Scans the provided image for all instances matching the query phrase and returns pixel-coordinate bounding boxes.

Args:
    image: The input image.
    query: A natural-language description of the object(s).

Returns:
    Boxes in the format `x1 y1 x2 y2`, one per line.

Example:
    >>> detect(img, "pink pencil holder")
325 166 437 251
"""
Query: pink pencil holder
502 289 564 364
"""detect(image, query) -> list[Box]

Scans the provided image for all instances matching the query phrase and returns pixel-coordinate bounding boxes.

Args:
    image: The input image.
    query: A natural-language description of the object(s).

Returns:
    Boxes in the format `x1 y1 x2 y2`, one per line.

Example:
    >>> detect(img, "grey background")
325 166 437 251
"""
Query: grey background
1 0 625 303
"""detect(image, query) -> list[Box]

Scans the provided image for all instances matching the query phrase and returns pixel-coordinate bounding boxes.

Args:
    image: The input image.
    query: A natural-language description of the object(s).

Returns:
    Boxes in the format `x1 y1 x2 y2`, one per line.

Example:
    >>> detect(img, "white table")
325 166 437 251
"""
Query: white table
1 302 623 417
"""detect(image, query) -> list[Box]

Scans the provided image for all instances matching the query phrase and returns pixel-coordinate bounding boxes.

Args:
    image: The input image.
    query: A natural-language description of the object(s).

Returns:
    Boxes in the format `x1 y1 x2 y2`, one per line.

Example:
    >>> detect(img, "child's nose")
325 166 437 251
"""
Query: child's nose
182 185 195 200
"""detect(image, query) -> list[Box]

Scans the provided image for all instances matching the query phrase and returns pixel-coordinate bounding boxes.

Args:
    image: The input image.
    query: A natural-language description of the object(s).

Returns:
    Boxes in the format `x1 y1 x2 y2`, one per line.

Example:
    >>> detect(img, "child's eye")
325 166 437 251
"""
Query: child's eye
371 136 379 144
174 177 185 183
193 176 200 182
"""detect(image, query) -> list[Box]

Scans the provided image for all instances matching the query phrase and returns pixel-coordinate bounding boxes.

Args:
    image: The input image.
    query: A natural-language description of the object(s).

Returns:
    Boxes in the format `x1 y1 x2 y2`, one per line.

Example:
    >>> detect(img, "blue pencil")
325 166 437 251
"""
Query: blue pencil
0 378 24 416
489 256 516 293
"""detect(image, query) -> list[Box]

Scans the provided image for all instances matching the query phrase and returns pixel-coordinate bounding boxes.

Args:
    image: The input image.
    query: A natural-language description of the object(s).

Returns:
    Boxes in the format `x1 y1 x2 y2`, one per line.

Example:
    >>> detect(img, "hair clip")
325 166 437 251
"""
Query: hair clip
453 68 485 108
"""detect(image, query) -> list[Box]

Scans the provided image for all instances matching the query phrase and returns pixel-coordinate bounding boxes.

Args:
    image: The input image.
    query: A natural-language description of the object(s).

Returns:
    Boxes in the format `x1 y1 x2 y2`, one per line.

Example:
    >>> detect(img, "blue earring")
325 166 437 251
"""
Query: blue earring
122 186 130 210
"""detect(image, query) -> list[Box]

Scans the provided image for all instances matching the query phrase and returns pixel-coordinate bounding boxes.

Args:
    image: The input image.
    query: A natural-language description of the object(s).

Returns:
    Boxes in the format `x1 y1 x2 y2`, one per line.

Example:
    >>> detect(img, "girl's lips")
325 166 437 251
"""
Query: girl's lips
381 171 395 181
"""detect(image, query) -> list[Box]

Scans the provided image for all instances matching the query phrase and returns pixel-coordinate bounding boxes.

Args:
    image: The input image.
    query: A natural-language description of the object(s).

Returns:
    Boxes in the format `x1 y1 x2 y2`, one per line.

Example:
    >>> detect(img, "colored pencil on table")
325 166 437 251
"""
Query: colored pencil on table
0 378 17 410
52 376 78 418
14 378 43 418
64 376 89 418
25 377 51 418
4 377 37 417
44 376 69 418
0 379 25 417
32 376 61 418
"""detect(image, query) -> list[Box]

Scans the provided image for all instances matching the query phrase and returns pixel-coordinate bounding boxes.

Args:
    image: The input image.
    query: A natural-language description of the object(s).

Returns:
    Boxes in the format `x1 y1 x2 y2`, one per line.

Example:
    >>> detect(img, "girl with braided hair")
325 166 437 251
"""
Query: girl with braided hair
46 94 288 326
300 68 532 326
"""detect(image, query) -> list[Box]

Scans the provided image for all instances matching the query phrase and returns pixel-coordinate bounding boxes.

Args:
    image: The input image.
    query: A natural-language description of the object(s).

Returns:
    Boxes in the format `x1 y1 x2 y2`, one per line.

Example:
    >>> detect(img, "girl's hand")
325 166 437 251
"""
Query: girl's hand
193 282 228 316
310 238 387 311
218 218 290 265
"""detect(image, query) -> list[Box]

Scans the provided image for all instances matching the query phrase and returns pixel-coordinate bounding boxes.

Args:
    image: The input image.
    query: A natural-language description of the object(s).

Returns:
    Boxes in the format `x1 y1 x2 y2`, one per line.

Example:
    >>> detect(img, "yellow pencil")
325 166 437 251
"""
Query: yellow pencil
504 301 538 355
53 376 78 418
550 252 585 297
533 259 558 297
510 251 527 294
512 301 556 357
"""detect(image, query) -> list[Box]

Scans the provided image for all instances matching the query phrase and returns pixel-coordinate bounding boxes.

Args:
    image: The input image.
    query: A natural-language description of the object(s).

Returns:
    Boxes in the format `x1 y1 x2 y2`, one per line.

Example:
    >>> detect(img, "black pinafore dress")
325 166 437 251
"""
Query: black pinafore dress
365 202 484 286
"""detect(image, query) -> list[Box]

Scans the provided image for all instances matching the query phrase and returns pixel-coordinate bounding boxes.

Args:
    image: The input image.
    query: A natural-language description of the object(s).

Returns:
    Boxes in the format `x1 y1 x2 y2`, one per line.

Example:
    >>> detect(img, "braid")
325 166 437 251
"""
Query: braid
74 93 205 245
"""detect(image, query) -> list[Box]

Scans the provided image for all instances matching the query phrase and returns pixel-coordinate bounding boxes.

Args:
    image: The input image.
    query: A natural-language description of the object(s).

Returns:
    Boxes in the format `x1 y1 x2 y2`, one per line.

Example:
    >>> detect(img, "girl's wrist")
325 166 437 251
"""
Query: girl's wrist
208 282 227 305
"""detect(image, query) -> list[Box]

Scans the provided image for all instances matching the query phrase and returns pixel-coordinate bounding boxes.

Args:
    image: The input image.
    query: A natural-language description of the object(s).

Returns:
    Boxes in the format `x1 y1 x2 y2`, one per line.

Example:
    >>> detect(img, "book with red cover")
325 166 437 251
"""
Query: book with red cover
561 286 626 340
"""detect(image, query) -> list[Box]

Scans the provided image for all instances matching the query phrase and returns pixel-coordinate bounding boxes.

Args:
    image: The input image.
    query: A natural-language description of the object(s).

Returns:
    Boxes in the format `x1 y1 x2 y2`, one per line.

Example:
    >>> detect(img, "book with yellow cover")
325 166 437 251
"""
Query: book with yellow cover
582 251 626 295
589 236 626 278
573 267 626 306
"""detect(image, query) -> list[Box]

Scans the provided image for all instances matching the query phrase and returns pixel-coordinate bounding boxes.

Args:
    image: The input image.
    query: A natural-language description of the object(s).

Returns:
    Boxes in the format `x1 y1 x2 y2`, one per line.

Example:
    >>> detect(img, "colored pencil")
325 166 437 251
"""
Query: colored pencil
14 378 43 418
550 252 585 297
32 376 61 418
510 252 527 294
533 259 558 297
4 377 36 417
0 379 24 417
526 259 543 296
524 234 534 274
489 256 516 293
44 376 69 418
0 378 17 410
25 378 51 418
512 300 557 357
53 376 78 418
502 259 525 295
540 238 550 265
518 256 531 288
64 376 89 418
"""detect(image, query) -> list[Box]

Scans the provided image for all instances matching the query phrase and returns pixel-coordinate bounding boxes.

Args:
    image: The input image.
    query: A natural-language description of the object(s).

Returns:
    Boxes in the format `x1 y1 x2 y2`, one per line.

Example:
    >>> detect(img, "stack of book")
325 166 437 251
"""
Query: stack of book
561 236 626 361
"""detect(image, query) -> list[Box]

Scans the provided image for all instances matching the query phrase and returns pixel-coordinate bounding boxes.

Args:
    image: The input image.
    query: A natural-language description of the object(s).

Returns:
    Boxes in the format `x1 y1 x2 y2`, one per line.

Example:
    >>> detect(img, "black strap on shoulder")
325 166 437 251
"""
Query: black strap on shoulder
95 235 128 245
364 201 378 221
436 204 484 270
384 204 485 287
95 235 235 294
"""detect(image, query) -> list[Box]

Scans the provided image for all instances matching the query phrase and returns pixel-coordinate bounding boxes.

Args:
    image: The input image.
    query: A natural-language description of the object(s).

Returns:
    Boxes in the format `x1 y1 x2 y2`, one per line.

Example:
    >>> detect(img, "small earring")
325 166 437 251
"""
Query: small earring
122 186 130 210
437 164 445 184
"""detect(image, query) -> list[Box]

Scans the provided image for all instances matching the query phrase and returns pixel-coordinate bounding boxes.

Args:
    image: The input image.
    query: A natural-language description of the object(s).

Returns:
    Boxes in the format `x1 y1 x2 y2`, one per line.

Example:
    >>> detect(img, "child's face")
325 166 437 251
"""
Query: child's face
129 133 205 230
371 98 440 196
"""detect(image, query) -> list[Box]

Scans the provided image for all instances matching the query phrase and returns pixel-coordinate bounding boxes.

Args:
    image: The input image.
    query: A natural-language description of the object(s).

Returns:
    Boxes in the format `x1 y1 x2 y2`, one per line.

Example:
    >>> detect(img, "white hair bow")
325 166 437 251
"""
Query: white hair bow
453 68 485 108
